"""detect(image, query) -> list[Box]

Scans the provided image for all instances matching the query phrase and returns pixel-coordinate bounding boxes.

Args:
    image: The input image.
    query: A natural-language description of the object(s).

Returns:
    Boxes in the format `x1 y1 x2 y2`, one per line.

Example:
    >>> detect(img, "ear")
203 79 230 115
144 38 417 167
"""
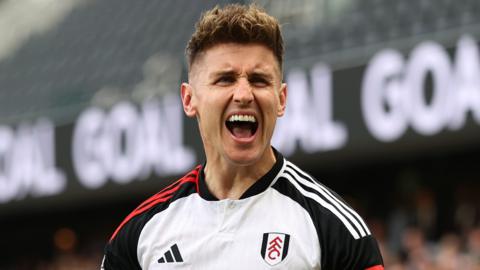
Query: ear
181 83 197 117
277 83 287 117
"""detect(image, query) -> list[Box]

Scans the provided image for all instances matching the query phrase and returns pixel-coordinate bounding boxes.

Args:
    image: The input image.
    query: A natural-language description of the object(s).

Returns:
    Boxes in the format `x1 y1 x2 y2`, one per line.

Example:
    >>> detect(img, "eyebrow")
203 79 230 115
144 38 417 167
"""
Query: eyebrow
209 70 237 80
209 70 274 81
248 71 274 82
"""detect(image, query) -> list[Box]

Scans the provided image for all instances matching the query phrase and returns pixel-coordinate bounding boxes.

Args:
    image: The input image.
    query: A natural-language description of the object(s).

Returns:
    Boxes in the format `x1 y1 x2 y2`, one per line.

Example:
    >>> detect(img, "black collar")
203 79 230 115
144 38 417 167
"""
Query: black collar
198 148 284 201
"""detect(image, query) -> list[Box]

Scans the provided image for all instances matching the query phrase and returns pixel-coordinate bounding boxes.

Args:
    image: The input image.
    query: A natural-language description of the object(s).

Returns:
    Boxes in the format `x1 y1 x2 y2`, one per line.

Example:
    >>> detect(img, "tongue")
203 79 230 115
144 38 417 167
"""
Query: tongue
232 126 252 138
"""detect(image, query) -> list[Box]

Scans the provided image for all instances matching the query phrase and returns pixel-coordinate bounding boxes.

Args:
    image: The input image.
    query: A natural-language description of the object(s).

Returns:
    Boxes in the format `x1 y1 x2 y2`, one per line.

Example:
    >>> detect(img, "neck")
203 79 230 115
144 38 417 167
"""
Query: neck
204 147 276 200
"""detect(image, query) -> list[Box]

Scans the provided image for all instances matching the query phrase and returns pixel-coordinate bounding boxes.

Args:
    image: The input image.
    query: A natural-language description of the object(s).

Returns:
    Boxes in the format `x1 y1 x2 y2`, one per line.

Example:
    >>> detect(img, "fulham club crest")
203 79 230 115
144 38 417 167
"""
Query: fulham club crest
261 232 290 266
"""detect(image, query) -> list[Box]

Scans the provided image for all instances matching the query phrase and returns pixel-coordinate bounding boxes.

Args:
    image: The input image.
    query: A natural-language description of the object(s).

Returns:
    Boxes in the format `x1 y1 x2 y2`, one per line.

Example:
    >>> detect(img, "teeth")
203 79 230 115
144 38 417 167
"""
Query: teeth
228 114 256 123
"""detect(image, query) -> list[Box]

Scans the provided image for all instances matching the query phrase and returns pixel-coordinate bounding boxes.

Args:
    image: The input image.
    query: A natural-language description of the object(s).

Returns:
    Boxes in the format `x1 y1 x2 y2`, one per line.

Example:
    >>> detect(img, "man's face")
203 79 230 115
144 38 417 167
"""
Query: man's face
181 43 287 166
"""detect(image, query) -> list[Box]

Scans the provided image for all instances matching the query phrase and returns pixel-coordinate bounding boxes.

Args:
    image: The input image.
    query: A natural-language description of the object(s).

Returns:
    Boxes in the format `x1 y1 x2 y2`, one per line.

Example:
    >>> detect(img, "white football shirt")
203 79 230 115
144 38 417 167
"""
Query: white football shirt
103 149 384 269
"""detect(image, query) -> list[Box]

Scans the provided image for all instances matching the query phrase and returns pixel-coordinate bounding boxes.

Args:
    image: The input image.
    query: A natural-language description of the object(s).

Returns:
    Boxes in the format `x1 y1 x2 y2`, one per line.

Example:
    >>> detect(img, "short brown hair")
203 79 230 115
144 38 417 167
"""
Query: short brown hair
186 4 284 71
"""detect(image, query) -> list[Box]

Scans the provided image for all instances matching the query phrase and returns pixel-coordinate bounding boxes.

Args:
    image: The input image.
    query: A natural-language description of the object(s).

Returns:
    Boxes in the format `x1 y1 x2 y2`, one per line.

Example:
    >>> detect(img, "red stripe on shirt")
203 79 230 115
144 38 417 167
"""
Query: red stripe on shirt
109 167 200 242
109 195 172 242
365 265 384 270
133 166 201 211
132 177 196 216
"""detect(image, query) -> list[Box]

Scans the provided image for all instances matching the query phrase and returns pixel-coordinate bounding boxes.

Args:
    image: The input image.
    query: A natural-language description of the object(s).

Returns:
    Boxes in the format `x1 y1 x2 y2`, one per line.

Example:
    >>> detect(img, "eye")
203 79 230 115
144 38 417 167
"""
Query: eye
215 75 236 86
249 76 270 87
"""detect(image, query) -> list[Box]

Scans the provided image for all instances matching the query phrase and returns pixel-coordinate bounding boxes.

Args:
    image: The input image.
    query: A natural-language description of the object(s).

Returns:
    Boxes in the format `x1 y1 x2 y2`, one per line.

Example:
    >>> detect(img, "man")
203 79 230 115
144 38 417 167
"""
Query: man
102 4 384 269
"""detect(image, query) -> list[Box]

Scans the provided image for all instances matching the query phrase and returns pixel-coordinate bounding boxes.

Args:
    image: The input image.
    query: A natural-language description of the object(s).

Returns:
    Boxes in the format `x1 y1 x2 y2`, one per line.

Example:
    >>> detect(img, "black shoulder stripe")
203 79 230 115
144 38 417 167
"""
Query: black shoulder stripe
273 164 370 240
283 170 363 239
285 162 371 236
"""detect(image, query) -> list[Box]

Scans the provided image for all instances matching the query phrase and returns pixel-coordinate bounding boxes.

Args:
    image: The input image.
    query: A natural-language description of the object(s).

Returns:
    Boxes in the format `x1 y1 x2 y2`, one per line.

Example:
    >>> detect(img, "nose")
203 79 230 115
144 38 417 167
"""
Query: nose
233 78 254 105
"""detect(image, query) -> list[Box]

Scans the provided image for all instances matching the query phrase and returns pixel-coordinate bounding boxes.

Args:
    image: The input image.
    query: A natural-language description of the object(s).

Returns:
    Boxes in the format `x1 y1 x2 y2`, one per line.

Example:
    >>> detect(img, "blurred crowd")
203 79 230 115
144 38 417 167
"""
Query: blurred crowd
374 184 480 270
381 226 480 270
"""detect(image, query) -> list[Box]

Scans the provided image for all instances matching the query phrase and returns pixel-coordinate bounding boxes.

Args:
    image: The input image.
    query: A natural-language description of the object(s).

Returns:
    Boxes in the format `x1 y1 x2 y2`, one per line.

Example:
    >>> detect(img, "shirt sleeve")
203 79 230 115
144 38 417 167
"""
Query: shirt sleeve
101 216 143 270
318 210 384 270
102 247 136 270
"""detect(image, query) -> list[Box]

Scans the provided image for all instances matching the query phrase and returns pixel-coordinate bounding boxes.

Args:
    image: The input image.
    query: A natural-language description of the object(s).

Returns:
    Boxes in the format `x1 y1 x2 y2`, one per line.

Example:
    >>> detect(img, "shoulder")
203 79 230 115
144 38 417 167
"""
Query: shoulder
272 160 384 269
102 166 201 269
273 160 371 240
110 165 201 242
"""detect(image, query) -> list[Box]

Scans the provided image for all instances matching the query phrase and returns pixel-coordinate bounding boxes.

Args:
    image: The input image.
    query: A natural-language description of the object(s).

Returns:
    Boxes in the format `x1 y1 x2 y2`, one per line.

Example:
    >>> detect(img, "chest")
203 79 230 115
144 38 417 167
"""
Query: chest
137 192 320 269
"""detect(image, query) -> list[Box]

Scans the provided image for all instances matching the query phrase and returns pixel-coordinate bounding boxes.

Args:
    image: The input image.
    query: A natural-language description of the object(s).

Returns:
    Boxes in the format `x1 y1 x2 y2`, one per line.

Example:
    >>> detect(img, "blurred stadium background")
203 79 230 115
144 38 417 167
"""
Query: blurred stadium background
0 0 479 269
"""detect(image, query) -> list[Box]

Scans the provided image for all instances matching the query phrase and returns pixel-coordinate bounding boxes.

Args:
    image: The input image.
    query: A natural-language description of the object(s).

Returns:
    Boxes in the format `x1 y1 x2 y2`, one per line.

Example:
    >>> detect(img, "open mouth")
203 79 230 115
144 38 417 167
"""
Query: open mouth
225 114 258 139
